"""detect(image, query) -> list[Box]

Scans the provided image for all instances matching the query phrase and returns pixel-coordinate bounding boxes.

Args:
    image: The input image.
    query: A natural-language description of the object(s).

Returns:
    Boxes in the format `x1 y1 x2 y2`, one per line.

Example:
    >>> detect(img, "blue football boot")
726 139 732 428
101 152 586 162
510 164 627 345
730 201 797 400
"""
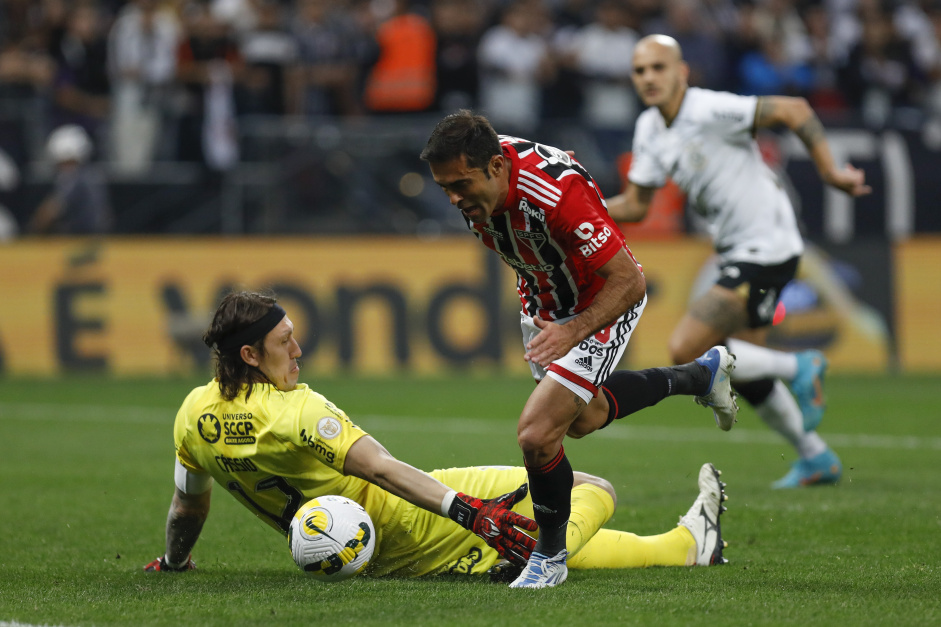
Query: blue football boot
772 448 842 489
791 350 827 432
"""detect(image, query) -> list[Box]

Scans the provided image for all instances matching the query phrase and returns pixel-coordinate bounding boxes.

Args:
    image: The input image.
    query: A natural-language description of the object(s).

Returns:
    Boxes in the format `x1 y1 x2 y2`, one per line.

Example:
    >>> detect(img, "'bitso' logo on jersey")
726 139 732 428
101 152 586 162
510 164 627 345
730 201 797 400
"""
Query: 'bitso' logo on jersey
575 223 612 257
198 413 221 444
317 417 342 440
574 222 595 240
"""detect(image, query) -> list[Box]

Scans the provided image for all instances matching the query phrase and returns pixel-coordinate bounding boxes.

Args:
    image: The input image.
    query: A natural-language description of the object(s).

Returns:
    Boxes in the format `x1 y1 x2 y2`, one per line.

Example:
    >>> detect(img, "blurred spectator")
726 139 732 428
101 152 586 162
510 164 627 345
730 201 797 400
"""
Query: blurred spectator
290 0 367 116
824 0 865 65
0 33 56 101
108 0 181 172
554 0 595 28
645 0 728 89
0 205 18 241
895 0 938 72
723 0 763 92
913 2 941 120
700 0 740 36
363 0 437 113
477 0 555 134
50 3 111 143
558 0 639 162
0 145 21 241
210 0 258 34
543 0 593 120
838 8 924 127
628 0 664 25
176 2 242 171
1 0 35 45
801 1 850 113
237 0 297 116
761 0 814 68
35 0 71 58
738 32 815 97
28 125 112 235
431 0 487 112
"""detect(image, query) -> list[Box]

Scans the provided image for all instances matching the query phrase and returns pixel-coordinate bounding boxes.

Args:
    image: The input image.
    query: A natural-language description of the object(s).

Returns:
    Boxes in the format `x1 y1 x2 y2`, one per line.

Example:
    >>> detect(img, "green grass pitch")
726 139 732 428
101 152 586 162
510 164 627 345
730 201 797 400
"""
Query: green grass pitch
1 373 939 626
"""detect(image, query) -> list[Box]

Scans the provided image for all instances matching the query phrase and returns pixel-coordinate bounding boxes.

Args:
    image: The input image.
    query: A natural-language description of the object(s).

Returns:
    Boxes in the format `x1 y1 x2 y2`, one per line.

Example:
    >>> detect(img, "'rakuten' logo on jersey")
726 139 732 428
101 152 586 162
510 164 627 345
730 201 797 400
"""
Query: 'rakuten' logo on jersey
575 222 612 257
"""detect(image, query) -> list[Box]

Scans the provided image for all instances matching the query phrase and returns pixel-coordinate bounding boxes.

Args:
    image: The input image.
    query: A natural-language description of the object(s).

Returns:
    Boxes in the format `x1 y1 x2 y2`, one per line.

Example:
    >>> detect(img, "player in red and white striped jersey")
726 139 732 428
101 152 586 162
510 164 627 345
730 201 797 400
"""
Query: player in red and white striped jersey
421 110 737 588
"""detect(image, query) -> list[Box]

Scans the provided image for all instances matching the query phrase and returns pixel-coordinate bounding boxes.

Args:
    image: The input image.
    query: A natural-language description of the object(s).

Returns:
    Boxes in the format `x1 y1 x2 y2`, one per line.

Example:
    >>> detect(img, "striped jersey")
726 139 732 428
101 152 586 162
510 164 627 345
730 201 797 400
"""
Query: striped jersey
468 136 639 320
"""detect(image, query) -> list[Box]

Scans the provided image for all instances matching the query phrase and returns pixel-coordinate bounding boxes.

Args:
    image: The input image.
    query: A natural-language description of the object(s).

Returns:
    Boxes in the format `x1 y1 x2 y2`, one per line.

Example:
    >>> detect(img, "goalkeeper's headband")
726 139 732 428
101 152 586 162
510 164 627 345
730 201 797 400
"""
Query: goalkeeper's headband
213 303 286 353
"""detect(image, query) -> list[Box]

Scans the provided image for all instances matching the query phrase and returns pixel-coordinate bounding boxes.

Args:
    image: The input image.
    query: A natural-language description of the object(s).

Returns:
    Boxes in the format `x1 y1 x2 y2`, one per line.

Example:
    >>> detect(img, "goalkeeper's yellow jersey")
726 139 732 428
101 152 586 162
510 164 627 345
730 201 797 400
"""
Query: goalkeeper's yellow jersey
174 379 530 577
174 380 386 535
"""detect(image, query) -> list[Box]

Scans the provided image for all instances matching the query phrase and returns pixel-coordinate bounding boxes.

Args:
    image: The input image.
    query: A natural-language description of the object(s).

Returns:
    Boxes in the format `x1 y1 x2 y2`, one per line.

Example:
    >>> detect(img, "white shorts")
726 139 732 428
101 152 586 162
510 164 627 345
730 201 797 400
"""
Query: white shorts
520 295 647 403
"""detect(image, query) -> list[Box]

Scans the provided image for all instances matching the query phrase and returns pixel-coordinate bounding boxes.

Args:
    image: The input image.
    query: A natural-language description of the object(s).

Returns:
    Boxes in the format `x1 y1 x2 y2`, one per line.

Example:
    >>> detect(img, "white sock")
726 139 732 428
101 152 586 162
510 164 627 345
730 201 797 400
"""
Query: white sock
754 380 828 459
727 339 798 383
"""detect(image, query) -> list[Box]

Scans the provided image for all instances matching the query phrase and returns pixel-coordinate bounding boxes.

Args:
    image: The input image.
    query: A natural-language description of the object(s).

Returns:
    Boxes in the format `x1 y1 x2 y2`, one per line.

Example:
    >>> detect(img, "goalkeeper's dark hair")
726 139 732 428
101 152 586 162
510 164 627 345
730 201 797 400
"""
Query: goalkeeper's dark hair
203 290 278 401
420 109 501 177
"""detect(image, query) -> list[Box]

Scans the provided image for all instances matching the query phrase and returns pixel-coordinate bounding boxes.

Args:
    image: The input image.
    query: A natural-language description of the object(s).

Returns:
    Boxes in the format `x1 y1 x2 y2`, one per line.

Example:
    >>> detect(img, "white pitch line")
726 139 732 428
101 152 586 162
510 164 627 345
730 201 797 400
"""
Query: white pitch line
2 403 940 451
357 415 941 451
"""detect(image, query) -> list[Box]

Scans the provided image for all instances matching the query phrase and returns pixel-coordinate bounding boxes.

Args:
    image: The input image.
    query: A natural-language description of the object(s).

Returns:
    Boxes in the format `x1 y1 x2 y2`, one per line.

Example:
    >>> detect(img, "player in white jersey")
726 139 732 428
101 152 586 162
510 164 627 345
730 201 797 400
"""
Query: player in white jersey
607 35 872 489
143 291 733 582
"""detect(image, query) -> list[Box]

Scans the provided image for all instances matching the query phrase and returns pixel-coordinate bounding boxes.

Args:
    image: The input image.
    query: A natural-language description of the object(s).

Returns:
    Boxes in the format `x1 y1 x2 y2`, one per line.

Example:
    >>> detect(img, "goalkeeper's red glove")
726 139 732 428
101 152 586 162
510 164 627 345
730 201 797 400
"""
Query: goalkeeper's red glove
447 483 537 566
143 555 196 572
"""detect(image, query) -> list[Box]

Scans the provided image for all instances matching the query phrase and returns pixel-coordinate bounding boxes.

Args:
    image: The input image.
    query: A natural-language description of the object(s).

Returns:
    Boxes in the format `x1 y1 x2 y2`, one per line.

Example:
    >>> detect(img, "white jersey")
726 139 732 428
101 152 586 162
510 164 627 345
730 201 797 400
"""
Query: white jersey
629 87 804 265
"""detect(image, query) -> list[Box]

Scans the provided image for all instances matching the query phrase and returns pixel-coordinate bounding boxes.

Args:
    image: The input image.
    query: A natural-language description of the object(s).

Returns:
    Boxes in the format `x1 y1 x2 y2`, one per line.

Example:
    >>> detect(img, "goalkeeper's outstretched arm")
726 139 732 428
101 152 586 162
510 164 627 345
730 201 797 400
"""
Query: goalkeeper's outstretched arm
165 487 211 566
343 435 537 564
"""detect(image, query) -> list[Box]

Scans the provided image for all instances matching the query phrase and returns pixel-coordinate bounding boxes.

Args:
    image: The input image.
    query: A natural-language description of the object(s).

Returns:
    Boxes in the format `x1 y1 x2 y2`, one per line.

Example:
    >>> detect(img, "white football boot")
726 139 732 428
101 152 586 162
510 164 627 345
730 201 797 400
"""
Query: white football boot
679 462 729 566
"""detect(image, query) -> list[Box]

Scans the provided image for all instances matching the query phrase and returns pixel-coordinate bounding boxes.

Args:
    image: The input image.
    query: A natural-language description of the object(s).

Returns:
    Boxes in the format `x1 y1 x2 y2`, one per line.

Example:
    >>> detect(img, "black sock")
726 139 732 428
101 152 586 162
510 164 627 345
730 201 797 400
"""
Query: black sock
671 360 712 396
601 363 711 426
526 447 572 556
733 378 775 406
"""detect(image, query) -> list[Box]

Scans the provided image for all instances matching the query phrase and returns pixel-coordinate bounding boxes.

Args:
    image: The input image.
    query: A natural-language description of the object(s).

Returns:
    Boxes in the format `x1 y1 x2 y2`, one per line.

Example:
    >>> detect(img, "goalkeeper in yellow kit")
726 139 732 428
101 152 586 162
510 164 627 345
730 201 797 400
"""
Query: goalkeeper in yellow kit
145 291 729 582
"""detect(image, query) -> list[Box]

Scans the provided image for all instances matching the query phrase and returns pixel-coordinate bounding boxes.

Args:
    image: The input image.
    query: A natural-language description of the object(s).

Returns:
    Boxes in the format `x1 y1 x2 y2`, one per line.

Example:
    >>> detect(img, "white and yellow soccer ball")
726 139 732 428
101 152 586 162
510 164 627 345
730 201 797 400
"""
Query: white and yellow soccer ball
288 495 375 582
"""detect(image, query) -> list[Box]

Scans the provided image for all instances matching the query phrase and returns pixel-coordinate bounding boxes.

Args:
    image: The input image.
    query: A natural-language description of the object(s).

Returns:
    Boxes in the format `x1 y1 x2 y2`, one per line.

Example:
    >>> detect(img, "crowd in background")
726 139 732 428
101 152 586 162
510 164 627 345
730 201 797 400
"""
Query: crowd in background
1 0 940 235
3 0 941 164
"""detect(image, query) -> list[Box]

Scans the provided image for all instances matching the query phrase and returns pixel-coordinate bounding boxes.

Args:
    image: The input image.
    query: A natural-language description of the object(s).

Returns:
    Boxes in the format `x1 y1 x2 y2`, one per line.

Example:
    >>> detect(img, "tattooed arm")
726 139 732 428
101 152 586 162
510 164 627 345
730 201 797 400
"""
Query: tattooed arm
605 182 657 222
753 96 871 197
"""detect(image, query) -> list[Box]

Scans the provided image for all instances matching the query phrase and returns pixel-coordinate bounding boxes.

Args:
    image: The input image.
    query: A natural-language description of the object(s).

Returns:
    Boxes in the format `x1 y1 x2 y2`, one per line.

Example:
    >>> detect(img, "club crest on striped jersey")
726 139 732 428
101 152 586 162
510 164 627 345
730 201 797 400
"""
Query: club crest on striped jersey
515 229 547 253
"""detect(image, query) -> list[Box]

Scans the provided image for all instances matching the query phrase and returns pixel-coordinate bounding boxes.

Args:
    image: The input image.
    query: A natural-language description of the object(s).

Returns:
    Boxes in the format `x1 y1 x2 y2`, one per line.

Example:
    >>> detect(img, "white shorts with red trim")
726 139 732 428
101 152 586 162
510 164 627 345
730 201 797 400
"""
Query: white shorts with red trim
520 295 647 404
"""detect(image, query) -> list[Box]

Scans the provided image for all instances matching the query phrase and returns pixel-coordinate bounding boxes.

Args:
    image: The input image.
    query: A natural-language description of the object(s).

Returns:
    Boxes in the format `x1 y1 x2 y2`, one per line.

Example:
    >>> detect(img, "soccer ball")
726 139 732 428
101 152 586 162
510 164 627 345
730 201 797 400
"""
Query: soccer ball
288 495 375 582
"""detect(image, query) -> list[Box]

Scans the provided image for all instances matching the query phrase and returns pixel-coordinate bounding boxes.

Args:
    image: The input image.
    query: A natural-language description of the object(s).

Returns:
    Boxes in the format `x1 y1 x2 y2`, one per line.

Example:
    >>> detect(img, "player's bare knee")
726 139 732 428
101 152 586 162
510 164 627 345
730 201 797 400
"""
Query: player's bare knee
573 472 617 507
516 425 550 457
